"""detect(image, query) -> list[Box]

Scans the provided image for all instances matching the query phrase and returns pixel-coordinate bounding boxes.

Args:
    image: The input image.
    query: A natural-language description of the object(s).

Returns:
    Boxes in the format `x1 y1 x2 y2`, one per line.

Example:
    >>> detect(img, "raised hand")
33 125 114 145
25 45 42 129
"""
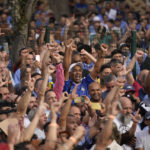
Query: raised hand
66 18 72 27
52 52 62 64
27 78 35 92
82 19 89 28
73 126 86 140
135 50 144 59
65 39 77 51
100 43 108 56
84 95 92 107
130 109 141 123
70 85 78 99
47 64 56 75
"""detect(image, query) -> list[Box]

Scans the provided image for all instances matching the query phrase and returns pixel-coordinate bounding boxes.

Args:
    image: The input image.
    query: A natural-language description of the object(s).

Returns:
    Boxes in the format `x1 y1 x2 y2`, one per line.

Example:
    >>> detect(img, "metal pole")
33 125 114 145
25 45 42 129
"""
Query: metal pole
131 30 136 79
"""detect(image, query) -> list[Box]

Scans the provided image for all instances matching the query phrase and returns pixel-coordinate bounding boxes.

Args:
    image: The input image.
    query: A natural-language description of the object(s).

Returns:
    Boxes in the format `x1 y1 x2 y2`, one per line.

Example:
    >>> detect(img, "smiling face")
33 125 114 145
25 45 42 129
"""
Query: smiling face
70 65 82 83
88 82 101 102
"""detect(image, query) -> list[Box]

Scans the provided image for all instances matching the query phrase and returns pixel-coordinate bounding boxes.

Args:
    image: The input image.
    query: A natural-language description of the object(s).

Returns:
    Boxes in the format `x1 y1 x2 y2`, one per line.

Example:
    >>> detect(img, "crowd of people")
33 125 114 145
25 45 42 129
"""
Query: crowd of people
0 0 150 150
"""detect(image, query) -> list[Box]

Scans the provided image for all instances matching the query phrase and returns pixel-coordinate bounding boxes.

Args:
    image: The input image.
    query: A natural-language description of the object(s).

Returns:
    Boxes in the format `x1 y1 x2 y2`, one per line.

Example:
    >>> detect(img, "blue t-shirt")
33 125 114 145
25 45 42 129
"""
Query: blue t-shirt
63 74 94 97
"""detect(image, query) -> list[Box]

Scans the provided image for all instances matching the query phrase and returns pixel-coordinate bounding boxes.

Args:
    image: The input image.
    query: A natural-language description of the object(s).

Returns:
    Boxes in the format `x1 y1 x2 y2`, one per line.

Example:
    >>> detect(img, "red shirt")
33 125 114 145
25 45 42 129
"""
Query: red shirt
133 80 143 97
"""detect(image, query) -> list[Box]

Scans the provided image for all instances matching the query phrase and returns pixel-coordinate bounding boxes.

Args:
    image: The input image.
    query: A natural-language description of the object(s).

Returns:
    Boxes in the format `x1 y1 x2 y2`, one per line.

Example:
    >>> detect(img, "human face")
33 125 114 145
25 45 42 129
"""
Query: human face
39 112 47 127
70 65 82 83
26 54 34 67
45 91 57 106
101 68 112 77
0 87 9 101
112 54 123 63
80 53 89 63
70 106 81 122
66 116 78 136
28 96 37 110
0 63 6 73
72 54 81 63
106 80 115 91
120 97 133 116
111 63 122 76
88 82 101 102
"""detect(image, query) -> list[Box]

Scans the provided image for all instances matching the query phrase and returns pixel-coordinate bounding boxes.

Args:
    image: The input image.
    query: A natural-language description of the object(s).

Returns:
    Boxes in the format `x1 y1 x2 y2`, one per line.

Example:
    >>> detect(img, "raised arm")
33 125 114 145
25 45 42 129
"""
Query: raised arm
81 49 97 63
20 103 46 142
52 53 64 100
16 78 35 117
42 103 58 150
59 86 78 131
95 100 119 150
64 39 76 80
126 50 144 85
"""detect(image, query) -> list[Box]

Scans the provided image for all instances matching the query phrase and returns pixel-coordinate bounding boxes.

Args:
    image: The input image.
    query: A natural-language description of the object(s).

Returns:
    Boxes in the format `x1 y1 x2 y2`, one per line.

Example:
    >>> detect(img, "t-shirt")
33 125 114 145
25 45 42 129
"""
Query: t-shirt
90 140 123 150
63 74 94 97
34 128 46 140
136 127 150 150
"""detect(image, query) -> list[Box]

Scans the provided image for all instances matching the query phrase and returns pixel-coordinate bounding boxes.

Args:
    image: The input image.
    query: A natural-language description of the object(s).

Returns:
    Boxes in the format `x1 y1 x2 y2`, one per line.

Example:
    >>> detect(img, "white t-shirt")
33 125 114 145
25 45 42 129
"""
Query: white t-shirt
90 140 123 150
136 127 150 150
34 128 46 140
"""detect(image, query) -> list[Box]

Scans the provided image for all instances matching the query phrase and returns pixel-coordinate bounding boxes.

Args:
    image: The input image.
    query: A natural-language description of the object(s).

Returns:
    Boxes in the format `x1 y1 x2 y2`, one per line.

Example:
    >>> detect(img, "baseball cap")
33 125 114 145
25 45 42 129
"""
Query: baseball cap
68 62 83 72
124 84 135 93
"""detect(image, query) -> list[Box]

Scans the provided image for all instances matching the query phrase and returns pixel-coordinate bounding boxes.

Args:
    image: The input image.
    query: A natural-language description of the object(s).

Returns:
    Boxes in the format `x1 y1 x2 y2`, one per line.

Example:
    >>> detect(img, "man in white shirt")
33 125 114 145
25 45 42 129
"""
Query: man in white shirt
136 111 150 150
113 96 141 150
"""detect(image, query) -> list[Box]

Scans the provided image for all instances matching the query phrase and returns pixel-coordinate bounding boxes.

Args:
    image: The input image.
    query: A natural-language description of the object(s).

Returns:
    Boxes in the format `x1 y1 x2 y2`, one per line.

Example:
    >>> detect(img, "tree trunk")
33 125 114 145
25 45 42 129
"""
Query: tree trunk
9 0 38 64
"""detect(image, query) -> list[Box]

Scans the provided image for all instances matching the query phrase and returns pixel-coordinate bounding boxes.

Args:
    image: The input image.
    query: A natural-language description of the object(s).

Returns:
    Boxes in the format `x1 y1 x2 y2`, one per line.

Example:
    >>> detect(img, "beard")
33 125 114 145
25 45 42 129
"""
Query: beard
118 113 132 125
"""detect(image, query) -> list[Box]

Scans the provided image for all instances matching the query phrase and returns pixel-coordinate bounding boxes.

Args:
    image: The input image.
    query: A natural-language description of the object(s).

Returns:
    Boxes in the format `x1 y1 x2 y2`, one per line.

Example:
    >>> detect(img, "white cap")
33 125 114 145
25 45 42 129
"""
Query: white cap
68 62 83 72
93 16 100 22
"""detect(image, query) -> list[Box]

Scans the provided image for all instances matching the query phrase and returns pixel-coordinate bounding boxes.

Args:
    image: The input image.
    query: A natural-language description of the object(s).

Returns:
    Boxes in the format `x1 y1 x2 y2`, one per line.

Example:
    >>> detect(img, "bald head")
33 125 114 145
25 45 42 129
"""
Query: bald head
88 82 101 102
120 97 133 116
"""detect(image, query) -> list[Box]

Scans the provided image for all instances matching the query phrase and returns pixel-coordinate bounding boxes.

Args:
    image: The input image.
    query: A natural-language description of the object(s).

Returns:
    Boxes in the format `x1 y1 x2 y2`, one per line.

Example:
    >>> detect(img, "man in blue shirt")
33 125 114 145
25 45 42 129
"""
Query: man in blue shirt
63 41 108 97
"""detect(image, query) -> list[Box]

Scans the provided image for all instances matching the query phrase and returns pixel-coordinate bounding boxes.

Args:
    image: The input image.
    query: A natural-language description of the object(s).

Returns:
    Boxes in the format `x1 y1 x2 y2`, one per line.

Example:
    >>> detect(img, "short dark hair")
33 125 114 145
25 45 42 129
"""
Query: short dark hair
111 49 123 57
110 59 123 66
31 72 41 78
103 74 116 84
19 48 27 56
34 78 43 89
14 141 30 150
100 64 111 73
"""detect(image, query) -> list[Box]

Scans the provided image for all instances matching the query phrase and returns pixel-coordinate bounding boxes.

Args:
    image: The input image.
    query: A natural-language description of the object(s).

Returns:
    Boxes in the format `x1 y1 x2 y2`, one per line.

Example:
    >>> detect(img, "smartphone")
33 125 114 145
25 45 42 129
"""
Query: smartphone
74 96 84 103
35 55 40 62
91 103 101 110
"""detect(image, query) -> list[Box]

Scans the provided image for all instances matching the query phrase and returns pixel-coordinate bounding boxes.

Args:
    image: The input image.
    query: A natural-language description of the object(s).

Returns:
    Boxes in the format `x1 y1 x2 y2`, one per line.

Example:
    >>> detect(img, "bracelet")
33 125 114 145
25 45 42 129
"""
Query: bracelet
108 115 115 120
49 123 58 127
69 136 77 145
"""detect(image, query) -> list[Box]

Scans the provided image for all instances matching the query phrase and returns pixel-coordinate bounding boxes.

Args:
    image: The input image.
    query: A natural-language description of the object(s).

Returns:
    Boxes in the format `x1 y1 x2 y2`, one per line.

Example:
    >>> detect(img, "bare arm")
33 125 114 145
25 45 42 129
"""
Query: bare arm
59 86 78 131
39 28 46 46
20 104 46 142
81 49 97 63
16 78 35 117
64 39 76 80
90 44 108 80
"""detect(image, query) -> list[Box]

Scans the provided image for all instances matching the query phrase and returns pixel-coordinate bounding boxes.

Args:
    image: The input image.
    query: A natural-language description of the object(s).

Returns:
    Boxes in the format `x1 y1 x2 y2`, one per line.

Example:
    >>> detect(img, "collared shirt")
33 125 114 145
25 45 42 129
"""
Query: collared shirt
13 68 21 88
63 74 94 97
